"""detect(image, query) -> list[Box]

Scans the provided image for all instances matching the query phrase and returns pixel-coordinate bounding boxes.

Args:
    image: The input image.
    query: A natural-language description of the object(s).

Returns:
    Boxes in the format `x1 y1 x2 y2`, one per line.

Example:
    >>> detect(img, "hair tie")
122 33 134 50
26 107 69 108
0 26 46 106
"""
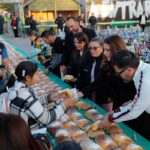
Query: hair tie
22 70 25 77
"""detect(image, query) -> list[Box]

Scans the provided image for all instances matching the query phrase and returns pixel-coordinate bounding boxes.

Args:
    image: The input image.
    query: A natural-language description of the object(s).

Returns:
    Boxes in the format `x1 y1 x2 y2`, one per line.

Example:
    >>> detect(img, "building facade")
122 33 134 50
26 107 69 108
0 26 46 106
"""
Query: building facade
25 0 80 22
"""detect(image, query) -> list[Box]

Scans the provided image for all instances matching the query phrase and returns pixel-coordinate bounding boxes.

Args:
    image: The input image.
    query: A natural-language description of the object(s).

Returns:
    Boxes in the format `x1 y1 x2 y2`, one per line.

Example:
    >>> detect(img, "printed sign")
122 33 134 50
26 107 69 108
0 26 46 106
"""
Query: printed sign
109 0 150 20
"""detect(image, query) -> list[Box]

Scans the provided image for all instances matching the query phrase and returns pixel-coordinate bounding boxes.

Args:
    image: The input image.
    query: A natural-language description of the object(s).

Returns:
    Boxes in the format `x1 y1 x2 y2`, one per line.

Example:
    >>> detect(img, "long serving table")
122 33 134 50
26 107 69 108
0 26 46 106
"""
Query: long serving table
1 36 150 149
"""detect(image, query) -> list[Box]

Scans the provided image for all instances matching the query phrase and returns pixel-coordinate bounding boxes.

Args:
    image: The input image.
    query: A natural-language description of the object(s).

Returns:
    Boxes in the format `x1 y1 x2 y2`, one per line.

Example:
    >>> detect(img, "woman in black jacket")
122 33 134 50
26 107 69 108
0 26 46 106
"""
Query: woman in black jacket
102 35 136 109
78 37 103 100
66 32 90 87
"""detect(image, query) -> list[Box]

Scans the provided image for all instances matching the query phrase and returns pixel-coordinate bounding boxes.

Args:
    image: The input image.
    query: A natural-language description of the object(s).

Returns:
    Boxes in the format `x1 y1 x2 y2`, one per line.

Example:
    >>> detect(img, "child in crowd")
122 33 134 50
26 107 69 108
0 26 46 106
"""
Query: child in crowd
28 30 51 68
6 61 76 130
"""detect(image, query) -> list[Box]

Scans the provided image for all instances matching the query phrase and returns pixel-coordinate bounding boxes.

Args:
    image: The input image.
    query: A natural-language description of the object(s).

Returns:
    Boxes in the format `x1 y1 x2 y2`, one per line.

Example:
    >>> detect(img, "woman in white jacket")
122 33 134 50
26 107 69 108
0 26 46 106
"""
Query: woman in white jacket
6 61 75 130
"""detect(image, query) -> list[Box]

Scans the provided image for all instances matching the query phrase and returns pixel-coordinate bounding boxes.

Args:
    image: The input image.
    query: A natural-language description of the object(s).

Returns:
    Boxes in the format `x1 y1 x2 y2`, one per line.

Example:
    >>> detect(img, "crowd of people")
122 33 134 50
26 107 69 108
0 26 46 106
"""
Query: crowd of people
0 12 150 149
0 13 38 38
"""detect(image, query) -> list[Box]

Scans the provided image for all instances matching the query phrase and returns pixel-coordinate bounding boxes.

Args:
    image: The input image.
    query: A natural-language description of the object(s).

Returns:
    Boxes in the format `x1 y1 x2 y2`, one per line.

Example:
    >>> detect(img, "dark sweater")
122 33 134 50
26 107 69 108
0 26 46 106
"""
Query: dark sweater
82 67 136 107
78 54 103 90
67 50 90 78
49 37 65 77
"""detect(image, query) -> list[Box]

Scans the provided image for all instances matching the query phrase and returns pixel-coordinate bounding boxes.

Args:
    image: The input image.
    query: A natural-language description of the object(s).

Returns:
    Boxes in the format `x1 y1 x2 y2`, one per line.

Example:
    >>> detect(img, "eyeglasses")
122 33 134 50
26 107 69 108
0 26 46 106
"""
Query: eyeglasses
116 68 127 76
88 46 101 51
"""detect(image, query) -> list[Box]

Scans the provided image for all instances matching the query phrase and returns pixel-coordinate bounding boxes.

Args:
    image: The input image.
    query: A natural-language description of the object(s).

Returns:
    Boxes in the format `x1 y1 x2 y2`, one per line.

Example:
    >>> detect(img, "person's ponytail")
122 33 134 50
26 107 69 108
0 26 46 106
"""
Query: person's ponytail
6 74 16 88
2 74 16 93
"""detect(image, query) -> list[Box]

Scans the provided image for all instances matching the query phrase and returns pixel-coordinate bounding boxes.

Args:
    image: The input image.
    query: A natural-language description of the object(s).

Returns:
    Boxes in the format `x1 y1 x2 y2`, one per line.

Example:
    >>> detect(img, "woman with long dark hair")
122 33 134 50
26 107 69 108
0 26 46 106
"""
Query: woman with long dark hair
102 35 136 109
0 113 41 150
66 32 90 87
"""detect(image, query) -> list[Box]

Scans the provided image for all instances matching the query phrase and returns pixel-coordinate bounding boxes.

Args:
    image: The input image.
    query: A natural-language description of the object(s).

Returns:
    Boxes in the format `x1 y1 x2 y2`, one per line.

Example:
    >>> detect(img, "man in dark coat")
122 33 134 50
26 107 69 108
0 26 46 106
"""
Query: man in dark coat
55 14 65 31
29 15 38 32
89 12 97 30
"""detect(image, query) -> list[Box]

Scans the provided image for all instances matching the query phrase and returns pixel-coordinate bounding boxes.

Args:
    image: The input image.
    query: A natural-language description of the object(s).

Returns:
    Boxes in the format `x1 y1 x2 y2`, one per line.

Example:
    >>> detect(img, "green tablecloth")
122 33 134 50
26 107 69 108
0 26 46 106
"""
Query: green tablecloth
1 36 150 149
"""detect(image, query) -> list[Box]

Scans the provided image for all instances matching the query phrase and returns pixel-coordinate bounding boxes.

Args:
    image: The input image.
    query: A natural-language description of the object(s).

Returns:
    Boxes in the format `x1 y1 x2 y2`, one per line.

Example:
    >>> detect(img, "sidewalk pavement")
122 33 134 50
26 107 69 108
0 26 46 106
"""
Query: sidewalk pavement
2 33 32 55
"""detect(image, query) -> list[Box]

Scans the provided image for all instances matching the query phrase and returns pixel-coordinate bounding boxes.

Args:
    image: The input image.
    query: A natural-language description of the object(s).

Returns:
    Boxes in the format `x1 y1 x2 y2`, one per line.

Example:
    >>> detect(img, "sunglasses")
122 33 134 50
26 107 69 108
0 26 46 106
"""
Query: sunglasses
88 46 101 51
116 68 127 76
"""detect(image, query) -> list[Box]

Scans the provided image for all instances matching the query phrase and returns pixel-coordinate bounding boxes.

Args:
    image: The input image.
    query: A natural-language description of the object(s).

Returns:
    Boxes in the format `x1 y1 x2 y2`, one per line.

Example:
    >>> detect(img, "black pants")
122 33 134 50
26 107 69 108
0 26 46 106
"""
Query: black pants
140 24 145 32
13 28 19 37
124 112 150 141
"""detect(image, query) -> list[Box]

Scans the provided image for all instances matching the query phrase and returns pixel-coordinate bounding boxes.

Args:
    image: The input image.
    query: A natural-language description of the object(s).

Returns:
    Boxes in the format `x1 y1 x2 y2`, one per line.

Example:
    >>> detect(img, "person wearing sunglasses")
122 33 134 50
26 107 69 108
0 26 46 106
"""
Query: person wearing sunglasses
101 50 150 141
78 37 103 101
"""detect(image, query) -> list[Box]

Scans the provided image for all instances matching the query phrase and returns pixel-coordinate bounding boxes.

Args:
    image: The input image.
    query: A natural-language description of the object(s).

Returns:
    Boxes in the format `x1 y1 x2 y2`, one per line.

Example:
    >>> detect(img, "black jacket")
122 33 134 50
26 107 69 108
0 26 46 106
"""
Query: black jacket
67 50 90 79
55 17 65 26
89 16 97 25
81 67 110 105
63 27 96 65
30 20 38 31
78 54 103 90
50 37 65 54
82 66 136 107
109 73 136 109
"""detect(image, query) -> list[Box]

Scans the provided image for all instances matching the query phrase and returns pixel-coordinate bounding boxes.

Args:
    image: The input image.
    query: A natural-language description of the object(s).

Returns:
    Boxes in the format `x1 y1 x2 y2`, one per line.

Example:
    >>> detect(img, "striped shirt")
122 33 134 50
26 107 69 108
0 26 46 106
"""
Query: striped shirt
8 81 65 130
109 61 150 122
